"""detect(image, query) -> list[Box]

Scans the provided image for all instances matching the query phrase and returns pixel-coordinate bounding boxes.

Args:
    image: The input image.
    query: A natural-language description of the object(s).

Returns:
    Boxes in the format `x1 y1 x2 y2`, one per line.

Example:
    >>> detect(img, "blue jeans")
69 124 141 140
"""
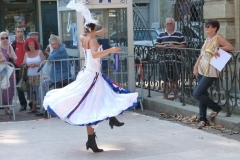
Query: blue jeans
193 75 222 122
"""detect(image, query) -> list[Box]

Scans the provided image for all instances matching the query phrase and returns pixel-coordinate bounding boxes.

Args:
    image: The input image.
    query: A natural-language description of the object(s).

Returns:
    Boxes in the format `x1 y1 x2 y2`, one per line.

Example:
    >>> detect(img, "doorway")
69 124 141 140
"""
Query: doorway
41 1 58 49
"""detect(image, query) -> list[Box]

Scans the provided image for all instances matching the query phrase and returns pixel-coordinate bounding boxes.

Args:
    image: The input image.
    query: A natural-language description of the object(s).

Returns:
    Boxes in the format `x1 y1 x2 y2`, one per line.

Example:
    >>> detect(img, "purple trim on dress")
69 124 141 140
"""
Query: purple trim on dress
67 72 99 118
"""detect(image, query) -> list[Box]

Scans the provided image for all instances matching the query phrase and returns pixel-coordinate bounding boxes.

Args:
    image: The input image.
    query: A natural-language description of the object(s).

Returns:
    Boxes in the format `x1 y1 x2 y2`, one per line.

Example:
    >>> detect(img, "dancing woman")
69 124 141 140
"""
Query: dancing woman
43 0 138 153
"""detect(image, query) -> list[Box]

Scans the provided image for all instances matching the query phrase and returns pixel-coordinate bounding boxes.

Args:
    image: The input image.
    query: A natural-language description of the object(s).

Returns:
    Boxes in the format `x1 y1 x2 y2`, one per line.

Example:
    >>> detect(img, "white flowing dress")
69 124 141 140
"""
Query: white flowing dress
43 46 138 126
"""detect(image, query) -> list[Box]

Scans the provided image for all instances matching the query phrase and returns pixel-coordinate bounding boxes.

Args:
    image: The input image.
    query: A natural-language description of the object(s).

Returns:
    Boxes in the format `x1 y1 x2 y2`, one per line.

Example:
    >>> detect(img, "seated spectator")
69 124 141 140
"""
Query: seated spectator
0 31 17 114
22 37 46 113
35 35 69 116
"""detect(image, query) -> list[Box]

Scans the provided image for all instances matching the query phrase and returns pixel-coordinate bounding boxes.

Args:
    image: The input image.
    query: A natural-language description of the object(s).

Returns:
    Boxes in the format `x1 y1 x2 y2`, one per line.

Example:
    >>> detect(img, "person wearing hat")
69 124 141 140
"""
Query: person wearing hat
30 32 43 51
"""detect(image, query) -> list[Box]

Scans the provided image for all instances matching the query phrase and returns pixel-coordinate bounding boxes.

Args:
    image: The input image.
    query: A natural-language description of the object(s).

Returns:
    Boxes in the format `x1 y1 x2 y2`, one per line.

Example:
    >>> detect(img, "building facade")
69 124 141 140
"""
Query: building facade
204 0 240 50
157 0 240 50
0 0 58 49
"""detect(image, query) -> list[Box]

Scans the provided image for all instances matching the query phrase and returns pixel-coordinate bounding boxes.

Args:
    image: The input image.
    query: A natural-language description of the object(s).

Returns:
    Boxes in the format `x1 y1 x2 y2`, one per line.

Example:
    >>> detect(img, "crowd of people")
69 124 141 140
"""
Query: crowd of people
155 18 234 128
0 26 72 119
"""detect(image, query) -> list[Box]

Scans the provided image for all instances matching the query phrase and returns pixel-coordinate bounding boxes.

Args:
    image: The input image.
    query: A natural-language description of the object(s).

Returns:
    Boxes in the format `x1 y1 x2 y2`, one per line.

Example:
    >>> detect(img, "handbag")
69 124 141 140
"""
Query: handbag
0 64 14 89
16 66 29 92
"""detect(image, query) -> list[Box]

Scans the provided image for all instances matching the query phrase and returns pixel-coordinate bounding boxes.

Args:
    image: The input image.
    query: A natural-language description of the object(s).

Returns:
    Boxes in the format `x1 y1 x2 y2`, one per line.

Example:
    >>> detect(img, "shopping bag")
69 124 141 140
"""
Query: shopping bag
16 66 29 92
0 64 14 89
16 78 29 92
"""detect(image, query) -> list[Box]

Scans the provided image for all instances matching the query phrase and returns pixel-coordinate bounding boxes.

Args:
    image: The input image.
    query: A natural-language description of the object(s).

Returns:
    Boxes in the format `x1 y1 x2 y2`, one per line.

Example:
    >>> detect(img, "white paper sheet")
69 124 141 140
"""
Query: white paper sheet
210 49 232 71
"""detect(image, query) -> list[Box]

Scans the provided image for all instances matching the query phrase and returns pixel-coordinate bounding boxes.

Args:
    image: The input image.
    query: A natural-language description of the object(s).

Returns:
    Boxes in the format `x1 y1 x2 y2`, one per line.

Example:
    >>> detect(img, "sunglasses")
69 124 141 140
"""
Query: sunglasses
1 37 8 40
205 25 212 28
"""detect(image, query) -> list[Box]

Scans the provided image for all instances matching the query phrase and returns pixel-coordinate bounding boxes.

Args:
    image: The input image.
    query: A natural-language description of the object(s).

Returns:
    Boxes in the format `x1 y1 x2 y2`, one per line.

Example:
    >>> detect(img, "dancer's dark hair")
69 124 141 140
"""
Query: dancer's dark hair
85 23 96 32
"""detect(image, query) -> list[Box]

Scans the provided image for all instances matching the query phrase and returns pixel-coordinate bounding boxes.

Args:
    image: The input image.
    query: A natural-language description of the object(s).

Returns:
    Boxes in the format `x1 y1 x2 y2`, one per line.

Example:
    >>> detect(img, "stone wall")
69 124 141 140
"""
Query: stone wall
203 0 239 50
159 0 174 29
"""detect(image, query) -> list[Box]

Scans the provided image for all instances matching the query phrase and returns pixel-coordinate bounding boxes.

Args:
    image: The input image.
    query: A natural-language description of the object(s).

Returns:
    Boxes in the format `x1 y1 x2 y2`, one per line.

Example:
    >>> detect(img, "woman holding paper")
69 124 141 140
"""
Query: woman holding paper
192 19 234 128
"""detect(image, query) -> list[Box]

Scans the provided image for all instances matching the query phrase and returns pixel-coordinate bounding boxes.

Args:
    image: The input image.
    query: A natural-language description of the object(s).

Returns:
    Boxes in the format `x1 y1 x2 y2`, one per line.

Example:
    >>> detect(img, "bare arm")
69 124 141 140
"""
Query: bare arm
23 53 27 68
175 44 187 48
9 46 17 61
155 43 187 48
217 34 234 51
45 45 50 55
168 43 187 48
39 51 46 62
193 54 202 77
0 52 6 63
80 28 107 41
213 34 234 58
90 38 121 58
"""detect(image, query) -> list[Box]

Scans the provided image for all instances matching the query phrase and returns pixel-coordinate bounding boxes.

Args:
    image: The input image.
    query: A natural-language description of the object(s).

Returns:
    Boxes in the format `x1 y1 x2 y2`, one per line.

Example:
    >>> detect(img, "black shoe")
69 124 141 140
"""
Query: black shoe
109 117 124 129
19 106 27 111
35 112 44 116
86 133 103 153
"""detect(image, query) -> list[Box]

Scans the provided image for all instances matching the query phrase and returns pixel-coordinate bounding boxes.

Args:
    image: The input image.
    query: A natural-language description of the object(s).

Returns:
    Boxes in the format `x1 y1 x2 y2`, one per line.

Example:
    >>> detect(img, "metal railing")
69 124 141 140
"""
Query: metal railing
134 45 240 116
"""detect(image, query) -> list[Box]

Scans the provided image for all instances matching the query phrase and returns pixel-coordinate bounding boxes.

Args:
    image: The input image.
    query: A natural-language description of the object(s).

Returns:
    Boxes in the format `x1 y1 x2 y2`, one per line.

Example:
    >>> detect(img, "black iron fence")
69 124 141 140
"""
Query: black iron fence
134 45 240 116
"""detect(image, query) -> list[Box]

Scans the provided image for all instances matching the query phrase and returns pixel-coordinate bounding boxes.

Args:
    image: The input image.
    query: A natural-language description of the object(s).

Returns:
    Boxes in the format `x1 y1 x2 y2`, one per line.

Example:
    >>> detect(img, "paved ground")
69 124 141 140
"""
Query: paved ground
1 111 240 160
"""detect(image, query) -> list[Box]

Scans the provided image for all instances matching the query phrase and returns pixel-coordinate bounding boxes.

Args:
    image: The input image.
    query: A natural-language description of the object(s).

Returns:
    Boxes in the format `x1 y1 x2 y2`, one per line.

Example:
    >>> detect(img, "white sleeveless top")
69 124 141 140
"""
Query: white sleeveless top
83 45 103 73
26 50 41 76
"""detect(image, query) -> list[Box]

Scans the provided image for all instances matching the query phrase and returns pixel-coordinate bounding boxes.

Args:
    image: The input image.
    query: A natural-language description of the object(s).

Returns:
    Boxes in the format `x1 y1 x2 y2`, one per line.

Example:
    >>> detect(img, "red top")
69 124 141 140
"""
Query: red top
14 40 25 67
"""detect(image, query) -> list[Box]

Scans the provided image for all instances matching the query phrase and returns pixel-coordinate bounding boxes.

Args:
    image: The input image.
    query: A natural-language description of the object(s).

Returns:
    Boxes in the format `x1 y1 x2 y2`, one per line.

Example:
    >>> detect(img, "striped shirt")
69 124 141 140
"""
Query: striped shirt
155 30 186 45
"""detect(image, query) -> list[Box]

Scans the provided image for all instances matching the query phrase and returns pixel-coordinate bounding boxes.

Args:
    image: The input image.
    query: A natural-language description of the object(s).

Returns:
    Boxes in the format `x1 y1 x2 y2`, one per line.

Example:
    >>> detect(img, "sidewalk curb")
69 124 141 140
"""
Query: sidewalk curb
143 96 240 131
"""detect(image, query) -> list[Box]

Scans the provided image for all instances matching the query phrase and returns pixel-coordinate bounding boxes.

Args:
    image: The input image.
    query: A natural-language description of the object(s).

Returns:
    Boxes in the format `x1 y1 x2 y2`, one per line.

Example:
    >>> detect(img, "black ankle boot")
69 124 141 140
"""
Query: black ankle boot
109 117 124 129
86 133 103 153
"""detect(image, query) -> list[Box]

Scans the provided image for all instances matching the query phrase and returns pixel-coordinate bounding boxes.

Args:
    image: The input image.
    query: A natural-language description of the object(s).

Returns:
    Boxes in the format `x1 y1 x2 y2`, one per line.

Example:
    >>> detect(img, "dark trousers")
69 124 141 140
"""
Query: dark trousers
193 75 222 122
16 69 27 107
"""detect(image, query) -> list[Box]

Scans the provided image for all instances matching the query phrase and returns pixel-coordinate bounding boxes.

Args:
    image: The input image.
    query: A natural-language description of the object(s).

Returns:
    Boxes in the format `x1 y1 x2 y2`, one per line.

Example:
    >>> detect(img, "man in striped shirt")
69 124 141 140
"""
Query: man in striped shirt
155 18 187 102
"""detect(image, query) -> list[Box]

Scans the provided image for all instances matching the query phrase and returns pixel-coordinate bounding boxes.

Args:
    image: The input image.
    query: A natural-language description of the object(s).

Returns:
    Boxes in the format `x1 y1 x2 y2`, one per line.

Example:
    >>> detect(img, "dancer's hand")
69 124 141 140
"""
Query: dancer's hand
111 47 121 53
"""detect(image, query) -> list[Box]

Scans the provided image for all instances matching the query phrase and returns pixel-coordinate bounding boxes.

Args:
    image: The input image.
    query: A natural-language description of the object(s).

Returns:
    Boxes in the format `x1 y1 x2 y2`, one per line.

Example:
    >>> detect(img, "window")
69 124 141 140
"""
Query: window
59 0 70 7
4 6 36 41
60 11 77 49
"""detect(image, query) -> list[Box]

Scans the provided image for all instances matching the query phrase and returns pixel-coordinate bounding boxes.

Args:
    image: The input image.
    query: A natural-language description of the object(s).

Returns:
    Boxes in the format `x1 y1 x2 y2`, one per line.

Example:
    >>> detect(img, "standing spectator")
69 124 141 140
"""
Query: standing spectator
155 18 187 102
44 31 56 57
0 32 17 114
29 32 43 51
11 26 28 111
35 35 69 116
22 37 45 113
193 19 234 128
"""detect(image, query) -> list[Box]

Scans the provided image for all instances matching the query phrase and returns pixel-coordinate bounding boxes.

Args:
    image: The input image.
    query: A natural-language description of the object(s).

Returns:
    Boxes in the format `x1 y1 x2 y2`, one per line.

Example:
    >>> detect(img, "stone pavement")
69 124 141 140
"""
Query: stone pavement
0 88 240 132
139 89 240 132
1 111 240 160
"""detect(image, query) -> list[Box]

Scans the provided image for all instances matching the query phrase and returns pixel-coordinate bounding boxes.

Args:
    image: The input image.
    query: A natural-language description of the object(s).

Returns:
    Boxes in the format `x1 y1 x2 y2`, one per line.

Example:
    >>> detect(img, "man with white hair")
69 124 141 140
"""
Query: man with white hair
155 18 187 102
35 35 69 116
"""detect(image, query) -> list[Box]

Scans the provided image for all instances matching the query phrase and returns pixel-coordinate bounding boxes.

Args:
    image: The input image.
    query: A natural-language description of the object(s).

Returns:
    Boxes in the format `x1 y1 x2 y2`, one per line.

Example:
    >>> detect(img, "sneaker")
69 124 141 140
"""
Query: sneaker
173 98 180 102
